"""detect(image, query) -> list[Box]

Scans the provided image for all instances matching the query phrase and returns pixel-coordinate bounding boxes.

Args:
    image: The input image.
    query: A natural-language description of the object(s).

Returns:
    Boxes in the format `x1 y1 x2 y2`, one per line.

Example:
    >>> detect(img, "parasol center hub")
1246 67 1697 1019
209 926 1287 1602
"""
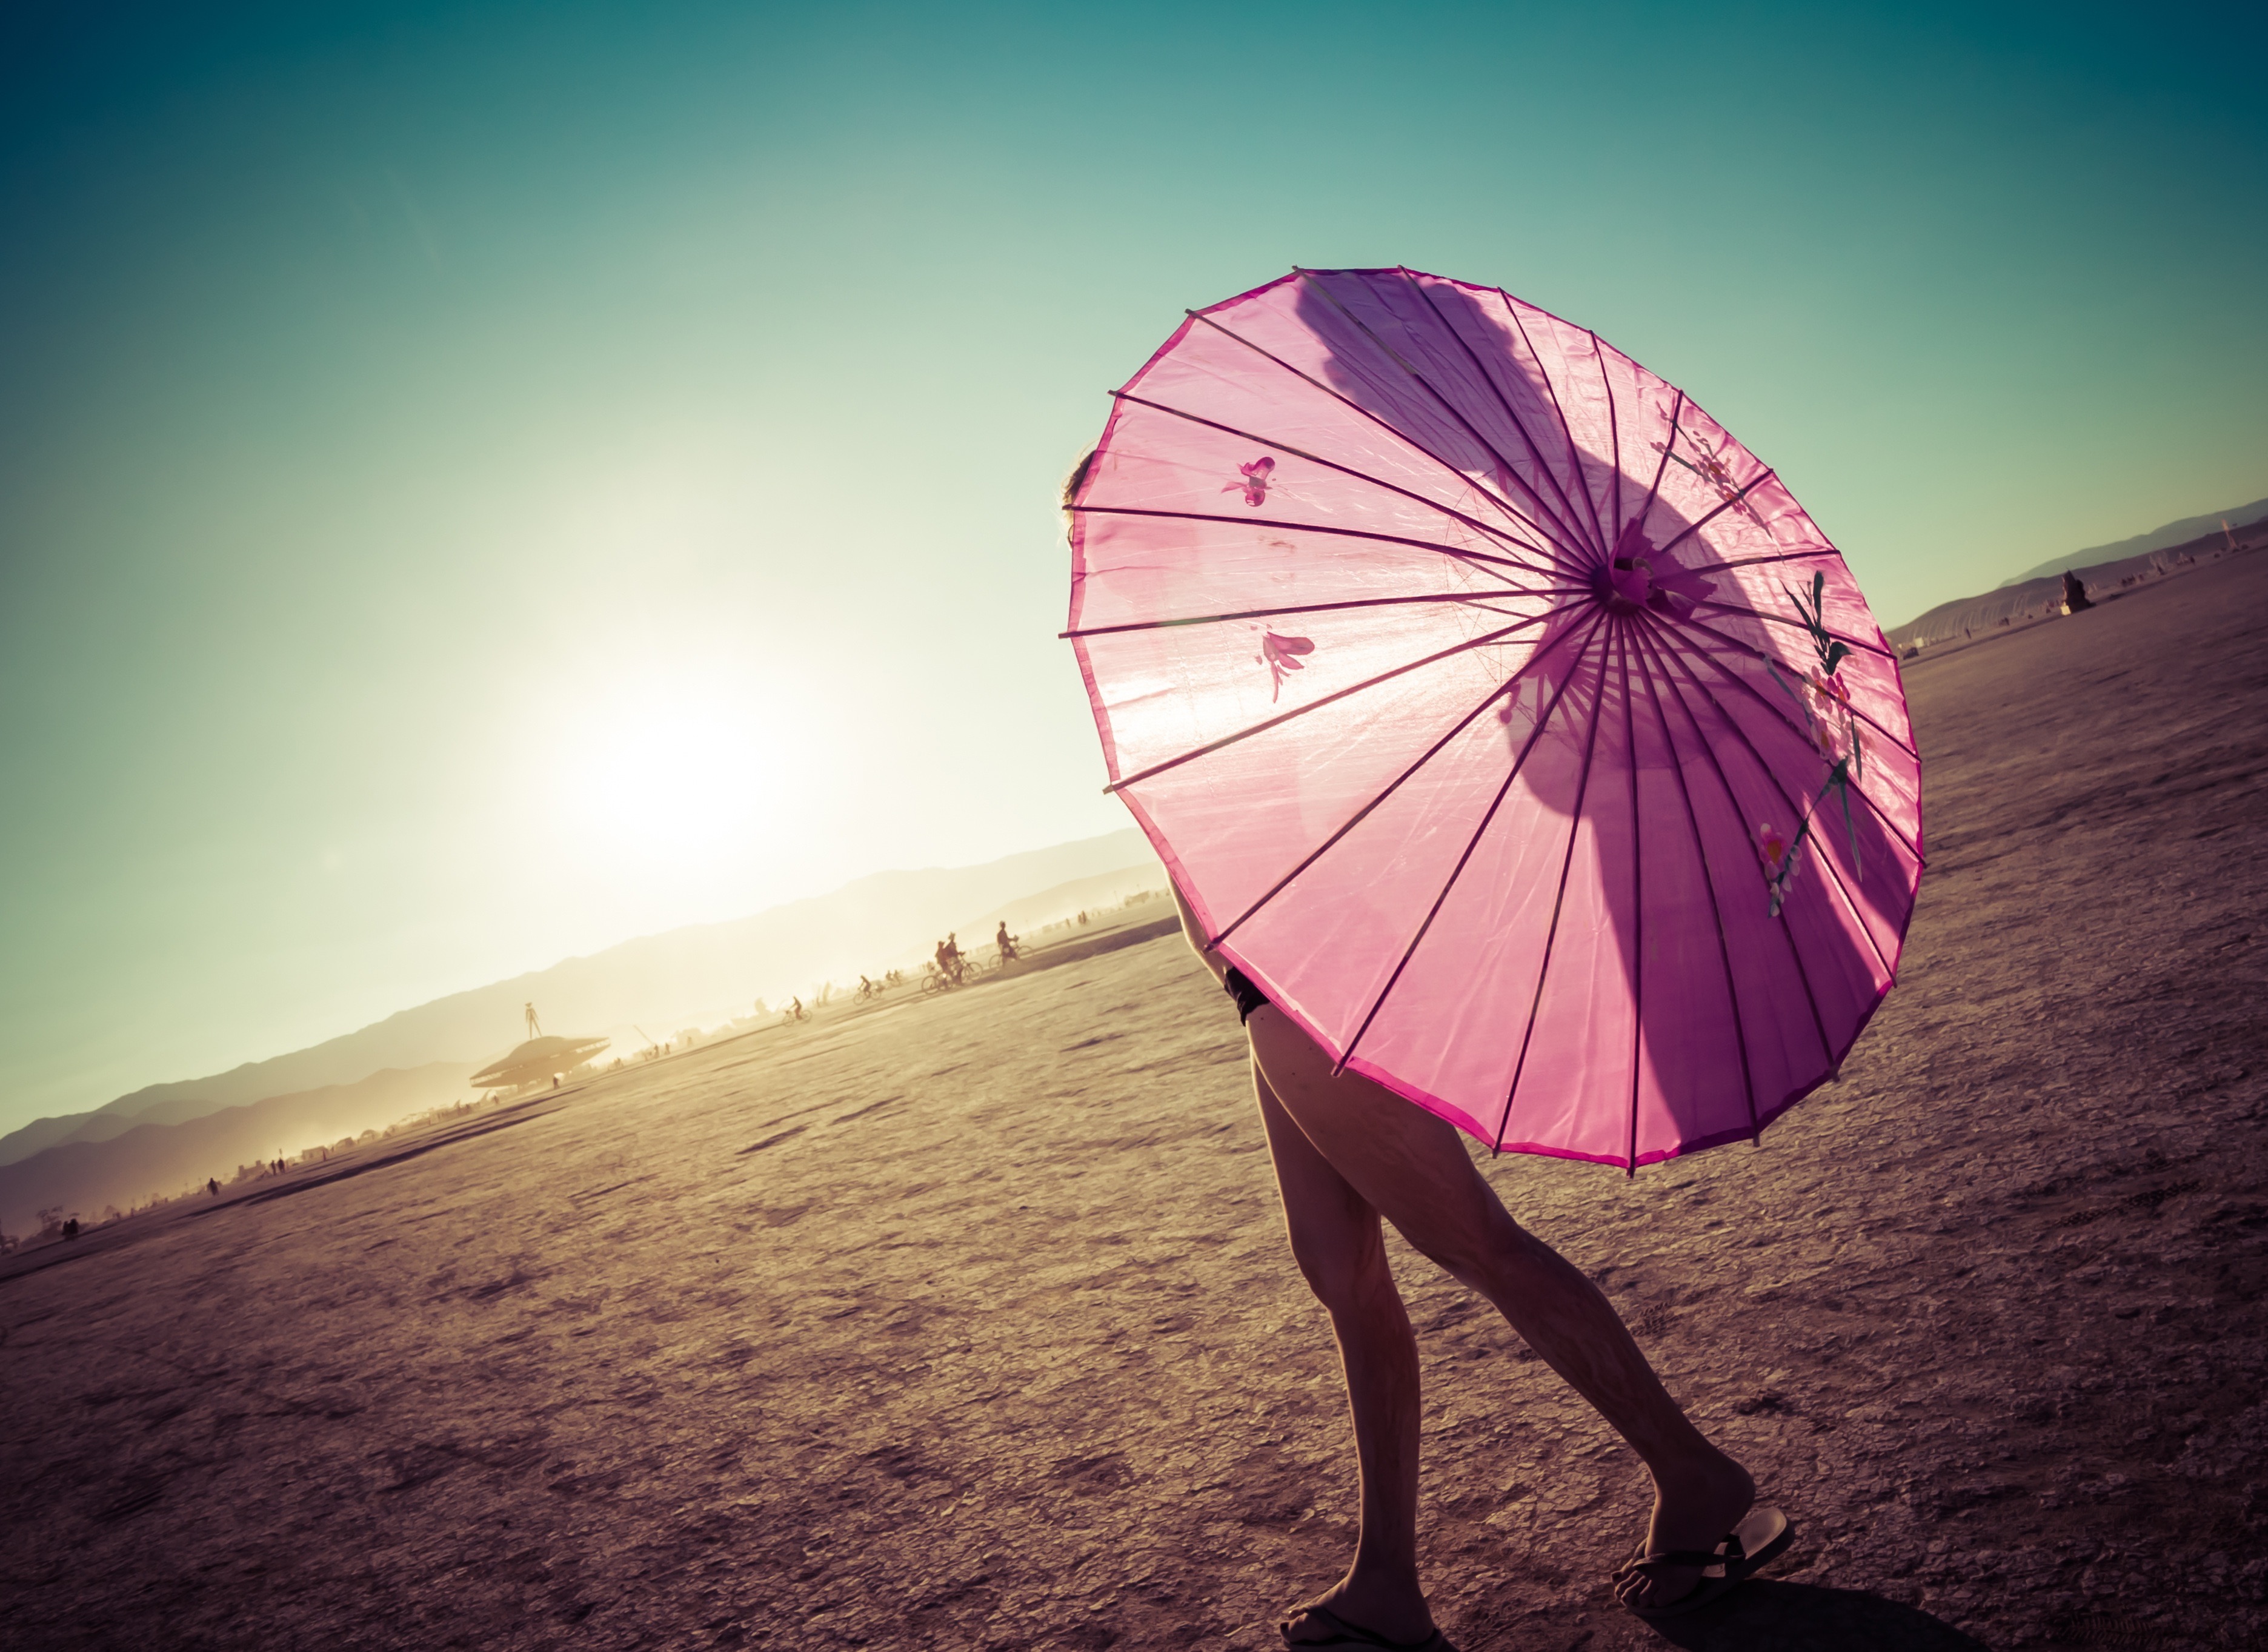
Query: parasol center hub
1598 553 1654 612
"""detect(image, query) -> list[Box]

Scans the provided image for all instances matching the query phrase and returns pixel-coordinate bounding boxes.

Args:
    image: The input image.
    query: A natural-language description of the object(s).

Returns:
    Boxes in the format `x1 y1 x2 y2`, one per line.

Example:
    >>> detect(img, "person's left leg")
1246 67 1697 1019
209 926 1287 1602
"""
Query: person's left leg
1254 1067 1438 1647
1245 1004 1756 1614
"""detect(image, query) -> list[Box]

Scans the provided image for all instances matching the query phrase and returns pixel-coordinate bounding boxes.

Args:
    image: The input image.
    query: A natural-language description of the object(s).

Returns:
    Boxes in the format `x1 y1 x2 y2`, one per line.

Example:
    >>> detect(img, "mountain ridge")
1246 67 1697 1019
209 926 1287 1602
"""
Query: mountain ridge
1990 494 2268 594
2 829 1149 1164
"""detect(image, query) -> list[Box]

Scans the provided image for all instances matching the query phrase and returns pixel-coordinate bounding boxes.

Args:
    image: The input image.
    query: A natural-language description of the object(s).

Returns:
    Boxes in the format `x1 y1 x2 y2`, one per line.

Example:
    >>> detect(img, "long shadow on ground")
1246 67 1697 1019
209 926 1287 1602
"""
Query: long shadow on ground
1638 1581 1989 1651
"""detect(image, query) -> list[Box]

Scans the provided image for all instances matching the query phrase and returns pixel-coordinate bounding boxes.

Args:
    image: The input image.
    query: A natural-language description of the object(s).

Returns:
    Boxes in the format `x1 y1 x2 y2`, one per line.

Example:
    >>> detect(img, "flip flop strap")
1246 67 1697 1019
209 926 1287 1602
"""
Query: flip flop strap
1280 1602 1442 1650
1631 1533 1745 1573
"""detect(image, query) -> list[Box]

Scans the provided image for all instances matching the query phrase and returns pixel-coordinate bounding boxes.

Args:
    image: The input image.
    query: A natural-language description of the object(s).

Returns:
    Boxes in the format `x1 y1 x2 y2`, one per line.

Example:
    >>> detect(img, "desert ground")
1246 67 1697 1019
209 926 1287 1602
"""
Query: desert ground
3 555 2264 1652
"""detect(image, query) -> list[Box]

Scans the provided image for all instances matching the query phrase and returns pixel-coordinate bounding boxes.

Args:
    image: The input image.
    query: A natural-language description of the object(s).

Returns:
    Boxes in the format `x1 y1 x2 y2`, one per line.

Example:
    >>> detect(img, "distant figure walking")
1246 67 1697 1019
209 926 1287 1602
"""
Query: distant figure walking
525 1001 543 1038
207 1178 219 1197
62 1218 79 1240
995 921 1020 963
2061 570 2093 614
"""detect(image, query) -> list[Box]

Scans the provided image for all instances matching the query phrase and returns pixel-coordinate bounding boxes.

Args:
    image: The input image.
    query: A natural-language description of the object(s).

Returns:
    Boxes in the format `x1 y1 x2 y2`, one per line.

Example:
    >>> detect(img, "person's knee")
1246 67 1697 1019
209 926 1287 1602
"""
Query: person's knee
1283 1212 1394 1316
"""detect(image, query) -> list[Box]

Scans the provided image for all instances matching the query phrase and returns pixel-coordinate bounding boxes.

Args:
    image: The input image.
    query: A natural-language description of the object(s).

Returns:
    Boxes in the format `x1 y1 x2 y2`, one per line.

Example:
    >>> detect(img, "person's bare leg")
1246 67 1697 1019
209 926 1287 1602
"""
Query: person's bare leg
1255 1072 1436 1645
1246 1005 1755 1611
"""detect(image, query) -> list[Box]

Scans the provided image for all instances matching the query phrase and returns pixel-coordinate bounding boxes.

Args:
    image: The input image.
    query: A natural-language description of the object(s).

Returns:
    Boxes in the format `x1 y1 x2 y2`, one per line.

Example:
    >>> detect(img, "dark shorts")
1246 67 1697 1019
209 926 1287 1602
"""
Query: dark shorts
1223 966 1271 1024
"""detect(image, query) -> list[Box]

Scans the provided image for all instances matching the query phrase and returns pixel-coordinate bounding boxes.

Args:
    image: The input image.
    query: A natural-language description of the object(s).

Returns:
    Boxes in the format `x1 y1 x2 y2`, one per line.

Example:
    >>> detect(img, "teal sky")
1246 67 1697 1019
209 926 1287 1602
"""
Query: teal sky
3 1 2262 1133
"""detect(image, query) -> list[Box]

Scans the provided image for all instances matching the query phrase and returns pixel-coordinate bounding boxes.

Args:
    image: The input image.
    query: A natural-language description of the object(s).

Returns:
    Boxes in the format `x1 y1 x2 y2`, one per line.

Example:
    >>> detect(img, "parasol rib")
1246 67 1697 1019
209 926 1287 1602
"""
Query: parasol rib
1634 619 1836 1069
1706 548 1838 574
1620 626 1644 1175
1183 307 1591 570
1686 597 1900 660
1068 502 1555 585
1389 270 1609 563
1629 389 1686 544
1594 332 1623 548
1103 605 1580 795
1108 390 1576 578
1501 297 1613 556
1628 620 1763 1139
1216 611 1607 948
1296 270 1599 559
1671 609 1920 769
1335 619 1611 1074
1641 615 1902 987
1061 586 1590 641
1495 620 1618 1152
1654 614 1924 852
1649 471 1775 560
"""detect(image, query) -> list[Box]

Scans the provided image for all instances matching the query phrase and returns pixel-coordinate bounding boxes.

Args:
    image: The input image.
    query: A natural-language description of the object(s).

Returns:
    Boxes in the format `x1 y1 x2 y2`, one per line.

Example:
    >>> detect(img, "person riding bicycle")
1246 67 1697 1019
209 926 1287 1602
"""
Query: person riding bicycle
995 920 1019 963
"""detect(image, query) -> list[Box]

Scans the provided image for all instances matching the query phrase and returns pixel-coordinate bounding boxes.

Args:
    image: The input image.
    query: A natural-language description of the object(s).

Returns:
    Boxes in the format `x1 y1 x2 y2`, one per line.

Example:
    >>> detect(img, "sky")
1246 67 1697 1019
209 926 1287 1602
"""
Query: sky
2 0 2263 1133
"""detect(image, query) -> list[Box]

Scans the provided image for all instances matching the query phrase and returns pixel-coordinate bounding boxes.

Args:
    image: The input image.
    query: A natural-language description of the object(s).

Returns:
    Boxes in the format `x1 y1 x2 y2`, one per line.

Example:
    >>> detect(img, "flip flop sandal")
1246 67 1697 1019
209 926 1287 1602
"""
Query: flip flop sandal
1277 1601 1455 1650
1612 1505 1795 1619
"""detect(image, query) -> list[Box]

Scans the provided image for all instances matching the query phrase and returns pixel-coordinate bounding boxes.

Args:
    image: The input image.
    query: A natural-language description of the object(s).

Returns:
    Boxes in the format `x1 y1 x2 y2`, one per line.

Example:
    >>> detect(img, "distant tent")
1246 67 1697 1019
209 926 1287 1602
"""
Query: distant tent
470 1035 610 1092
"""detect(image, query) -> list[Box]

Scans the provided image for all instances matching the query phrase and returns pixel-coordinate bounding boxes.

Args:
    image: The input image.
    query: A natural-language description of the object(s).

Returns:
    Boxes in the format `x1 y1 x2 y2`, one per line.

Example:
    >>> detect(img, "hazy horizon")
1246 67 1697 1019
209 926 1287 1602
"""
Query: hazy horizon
4 1 2263 1134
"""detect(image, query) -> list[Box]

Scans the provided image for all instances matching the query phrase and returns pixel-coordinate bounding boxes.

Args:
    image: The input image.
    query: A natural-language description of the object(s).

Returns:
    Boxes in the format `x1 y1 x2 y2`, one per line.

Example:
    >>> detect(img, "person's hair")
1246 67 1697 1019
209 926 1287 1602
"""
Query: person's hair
1060 448 1097 511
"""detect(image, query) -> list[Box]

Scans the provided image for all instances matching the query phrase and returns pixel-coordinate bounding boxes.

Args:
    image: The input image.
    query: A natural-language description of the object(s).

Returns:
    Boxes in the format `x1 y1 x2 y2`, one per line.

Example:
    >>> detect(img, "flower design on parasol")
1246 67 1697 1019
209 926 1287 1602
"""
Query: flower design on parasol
1258 628 1315 700
1225 455 1277 507
1062 268 1923 1171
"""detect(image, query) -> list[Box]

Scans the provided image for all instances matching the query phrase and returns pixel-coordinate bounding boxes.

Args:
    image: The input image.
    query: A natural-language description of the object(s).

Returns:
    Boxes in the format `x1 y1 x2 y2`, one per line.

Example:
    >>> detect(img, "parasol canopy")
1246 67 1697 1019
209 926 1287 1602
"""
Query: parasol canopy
1063 268 1922 1170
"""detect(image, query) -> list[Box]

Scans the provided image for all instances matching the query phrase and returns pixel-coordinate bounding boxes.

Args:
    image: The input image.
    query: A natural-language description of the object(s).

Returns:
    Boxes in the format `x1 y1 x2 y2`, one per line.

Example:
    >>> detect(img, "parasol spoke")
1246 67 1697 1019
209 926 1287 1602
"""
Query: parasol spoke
1646 469 1777 560
1214 611 1608 947
1061 585 1593 641
1685 598 1898 660
1640 615 1902 987
1649 609 1921 875
1629 388 1686 546
1703 548 1839 575
1500 299 1613 555
1183 308 1594 568
1295 270 1600 559
1655 614 1926 837
1631 619 1835 1069
1387 270 1609 562
1594 330 1623 547
1069 501 1559 585
1627 622 1764 1138
1494 614 1619 1151
1105 603 1586 796
1336 618 1612 1075
1618 627 1644 1174
1109 390 1578 579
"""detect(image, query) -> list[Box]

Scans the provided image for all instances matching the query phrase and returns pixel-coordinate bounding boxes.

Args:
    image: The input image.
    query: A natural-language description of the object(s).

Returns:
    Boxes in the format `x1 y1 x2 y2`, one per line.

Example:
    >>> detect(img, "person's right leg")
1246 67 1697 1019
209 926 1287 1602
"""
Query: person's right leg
1245 1004 1755 1612
1255 1070 1436 1646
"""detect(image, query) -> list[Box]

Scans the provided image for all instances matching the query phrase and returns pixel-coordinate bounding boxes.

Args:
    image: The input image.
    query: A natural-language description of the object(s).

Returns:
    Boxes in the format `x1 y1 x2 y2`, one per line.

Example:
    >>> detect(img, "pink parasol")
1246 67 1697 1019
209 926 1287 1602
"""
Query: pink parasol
1063 268 1923 1171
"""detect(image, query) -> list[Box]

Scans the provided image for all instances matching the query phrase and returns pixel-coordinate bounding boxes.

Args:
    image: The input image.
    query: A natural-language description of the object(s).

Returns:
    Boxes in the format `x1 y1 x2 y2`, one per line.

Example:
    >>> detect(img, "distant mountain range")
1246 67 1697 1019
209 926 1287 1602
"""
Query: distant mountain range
1995 496 2268 590
0 828 1158 1226
0 1064 470 1236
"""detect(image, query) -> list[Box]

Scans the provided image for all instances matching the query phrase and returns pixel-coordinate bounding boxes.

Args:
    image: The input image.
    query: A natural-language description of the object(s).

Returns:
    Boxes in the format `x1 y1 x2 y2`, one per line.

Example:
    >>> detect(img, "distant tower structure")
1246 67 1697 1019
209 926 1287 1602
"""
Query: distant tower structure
525 1001 542 1038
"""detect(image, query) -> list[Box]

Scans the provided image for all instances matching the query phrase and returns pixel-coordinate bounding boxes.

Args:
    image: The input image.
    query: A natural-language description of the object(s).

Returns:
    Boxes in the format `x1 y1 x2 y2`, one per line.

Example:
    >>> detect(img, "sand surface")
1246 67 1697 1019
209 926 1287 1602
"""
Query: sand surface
3 557 2265 1652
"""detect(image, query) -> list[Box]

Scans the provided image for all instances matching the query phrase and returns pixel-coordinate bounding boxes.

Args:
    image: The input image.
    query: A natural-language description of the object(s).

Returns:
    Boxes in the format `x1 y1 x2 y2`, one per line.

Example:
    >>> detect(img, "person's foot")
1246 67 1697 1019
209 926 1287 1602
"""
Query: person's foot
1611 1450 1757 1612
1279 1581 1439 1648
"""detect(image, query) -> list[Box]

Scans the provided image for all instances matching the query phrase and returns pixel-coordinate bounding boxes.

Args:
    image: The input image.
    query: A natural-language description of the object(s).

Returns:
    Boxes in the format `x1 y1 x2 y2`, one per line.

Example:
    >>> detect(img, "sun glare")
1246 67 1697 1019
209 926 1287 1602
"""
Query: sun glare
548 666 797 875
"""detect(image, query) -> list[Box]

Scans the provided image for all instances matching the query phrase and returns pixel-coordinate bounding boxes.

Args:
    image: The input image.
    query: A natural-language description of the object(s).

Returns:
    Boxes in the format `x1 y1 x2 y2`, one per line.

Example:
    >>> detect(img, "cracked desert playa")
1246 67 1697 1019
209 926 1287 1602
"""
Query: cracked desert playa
3 554 2264 1651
